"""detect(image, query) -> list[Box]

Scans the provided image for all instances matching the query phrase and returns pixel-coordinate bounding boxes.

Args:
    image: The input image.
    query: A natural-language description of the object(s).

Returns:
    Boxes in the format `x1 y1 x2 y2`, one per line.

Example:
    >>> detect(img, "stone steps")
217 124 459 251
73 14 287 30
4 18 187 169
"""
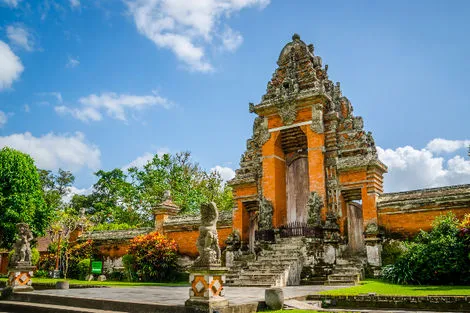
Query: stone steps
226 238 304 287
0 300 124 313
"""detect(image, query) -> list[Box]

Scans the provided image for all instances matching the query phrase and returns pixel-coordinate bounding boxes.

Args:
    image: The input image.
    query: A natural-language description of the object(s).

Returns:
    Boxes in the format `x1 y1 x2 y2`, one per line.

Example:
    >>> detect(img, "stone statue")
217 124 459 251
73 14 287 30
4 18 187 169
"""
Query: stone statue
258 197 273 231
224 230 241 252
306 192 323 227
11 223 33 266
194 202 221 267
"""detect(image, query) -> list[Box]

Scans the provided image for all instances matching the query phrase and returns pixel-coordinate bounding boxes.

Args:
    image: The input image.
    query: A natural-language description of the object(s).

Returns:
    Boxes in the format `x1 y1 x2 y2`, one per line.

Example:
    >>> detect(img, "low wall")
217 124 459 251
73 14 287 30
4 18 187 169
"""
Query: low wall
78 212 233 264
163 211 233 257
307 294 470 312
378 184 470 238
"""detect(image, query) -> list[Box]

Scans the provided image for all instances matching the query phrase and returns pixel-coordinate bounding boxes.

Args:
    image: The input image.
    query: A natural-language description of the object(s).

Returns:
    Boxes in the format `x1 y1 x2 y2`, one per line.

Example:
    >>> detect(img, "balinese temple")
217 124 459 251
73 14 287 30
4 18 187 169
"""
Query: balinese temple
229 33 386 256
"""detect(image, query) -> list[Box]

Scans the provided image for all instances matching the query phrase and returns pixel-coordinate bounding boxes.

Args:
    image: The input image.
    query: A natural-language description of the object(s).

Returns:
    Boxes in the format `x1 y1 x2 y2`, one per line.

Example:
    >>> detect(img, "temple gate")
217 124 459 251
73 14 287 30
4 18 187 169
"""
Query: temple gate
229 34 387 266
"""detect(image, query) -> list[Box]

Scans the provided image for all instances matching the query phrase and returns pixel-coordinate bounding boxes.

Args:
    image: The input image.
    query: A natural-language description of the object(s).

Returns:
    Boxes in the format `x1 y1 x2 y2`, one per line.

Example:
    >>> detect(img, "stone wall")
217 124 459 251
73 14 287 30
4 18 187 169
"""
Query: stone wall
378 184 470 238
163 211 233 257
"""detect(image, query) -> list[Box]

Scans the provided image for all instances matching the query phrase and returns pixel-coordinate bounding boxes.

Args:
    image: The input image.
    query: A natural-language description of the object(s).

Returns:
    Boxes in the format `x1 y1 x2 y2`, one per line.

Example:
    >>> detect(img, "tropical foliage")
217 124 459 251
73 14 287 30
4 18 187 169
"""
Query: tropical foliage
0 147 49 248
382 213 470 285
127 231 179 282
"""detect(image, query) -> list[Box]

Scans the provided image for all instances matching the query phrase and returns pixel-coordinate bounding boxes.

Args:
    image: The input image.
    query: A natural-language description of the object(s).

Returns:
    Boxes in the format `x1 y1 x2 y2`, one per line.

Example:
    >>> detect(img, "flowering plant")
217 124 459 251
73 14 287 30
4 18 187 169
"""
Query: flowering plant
128 232 178 281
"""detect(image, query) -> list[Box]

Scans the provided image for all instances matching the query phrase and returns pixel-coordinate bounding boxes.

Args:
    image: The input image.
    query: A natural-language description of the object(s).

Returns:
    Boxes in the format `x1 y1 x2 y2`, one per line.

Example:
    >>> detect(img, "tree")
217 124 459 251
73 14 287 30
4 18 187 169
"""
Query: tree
0 147 50 248
38 168 75 213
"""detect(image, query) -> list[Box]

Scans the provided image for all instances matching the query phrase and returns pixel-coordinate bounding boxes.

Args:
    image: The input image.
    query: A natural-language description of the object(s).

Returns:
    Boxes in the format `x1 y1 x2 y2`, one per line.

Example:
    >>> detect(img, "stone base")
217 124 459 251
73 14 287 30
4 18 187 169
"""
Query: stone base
186 266 229 312
185 297 229 312
7 265 35 292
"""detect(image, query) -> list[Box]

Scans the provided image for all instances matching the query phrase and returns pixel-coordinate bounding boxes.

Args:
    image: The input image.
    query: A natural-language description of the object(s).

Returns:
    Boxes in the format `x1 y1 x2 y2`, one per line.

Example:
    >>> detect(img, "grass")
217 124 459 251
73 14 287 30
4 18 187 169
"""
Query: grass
0 277 189 288
320 279 470 296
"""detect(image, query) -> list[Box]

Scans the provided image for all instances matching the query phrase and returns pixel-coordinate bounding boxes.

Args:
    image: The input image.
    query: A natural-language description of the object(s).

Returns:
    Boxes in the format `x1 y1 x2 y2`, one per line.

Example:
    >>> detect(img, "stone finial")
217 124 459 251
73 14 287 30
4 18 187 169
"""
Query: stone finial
11 223 33 266
193 202 221 267
292 33 300 41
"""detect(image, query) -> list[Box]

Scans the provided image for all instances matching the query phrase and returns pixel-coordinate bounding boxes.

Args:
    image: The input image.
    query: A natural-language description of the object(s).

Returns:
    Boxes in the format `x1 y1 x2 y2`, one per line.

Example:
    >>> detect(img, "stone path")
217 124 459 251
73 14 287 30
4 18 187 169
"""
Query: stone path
32 285 343 305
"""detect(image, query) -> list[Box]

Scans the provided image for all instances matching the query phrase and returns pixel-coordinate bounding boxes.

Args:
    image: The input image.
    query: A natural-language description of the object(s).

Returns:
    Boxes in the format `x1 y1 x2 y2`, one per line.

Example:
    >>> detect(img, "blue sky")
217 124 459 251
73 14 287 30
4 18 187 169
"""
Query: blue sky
0 0 469 194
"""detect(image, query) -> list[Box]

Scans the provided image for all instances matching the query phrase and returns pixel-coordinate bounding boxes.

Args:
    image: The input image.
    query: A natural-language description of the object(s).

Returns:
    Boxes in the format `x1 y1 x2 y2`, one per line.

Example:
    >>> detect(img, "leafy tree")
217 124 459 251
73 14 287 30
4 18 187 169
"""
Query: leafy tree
128 151 233 216
38 168 75 213
0 147 50 248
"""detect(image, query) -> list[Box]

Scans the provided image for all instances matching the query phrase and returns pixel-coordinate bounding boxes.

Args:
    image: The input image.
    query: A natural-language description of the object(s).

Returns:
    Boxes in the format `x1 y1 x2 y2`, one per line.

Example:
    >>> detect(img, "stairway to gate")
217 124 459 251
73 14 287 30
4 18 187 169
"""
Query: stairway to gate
326 257 365 285
225 237 304 287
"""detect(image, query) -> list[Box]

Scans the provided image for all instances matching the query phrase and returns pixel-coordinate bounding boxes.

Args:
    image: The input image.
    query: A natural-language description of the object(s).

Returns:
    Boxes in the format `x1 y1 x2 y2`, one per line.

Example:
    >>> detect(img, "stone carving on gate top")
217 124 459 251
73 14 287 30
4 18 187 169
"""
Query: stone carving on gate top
11 223 33 266
306 192 323 227
193 202 221 267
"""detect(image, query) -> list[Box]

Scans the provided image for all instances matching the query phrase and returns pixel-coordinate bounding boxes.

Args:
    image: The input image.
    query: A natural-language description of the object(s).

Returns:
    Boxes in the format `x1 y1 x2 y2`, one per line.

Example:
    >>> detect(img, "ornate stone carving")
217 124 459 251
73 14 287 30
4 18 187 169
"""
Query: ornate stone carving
253 117 271 147
311 105 324 134
224 230 241 252
364 221 379 235
11 223 33 266
306 192 323 227
324 211 339 230
194 202 221 267
258 197 273 231
277 100 297 125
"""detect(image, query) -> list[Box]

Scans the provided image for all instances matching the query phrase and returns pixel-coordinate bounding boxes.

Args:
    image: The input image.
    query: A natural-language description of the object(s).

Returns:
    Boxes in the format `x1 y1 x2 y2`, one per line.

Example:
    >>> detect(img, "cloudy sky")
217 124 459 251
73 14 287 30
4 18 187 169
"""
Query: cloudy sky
0 0 469 195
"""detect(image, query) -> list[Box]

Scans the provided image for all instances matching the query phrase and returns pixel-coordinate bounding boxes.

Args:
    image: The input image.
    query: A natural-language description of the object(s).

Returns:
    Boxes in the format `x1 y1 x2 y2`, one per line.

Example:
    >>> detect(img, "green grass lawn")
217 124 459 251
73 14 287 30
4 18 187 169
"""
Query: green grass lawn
0 277 189 287
320 279 470 296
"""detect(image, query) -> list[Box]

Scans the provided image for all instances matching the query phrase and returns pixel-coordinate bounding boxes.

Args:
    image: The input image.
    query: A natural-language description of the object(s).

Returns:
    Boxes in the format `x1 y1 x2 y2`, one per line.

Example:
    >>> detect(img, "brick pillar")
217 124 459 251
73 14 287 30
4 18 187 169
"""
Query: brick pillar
261 131 286 227
153 192 180 233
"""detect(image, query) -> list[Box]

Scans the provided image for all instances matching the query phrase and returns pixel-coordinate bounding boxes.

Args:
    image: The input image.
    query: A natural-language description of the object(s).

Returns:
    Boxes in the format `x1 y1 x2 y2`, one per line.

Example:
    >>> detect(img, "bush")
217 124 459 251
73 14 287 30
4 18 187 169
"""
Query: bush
34 269 49 278
66 240 94 279
127 232 179 282
122 254 136 282
382 213 470 285
77 258 90 280
381 240 406 266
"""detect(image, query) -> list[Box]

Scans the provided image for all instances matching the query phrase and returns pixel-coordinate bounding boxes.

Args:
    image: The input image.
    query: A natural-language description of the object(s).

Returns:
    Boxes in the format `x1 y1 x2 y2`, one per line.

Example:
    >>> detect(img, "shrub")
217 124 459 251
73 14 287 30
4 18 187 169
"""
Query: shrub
122 254 136 282
77 258 91 280
382 213 470 285
381 240 406 266
127 232 178 282
34 269 49 278
66 240 94 279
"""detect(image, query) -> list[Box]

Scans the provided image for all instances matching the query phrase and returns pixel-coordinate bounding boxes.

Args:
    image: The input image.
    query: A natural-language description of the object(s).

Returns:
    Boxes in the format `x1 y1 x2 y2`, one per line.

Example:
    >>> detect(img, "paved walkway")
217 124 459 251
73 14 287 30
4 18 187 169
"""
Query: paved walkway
32 285 343 305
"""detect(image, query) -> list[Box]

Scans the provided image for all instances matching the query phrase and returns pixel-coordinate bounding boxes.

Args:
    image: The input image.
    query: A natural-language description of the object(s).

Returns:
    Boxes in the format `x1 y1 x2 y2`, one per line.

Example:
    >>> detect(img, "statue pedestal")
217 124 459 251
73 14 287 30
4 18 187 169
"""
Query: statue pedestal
7 263 35 292
185 266 229 312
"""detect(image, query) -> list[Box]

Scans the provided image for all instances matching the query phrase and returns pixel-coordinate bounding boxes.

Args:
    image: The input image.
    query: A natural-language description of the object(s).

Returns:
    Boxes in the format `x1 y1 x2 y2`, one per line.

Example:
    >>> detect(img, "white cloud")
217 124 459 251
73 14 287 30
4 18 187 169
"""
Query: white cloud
56 91 171 122
66 56 80 68
0 111 7 127
122 148 170 170
37 91 63 103
69 0 80 9
6 25 35 51
0 41 24 91
378 138 470 192
0 132 101 172
23 104 30 112
211 165 235 183
1 0 21 7
426 138 470 154
221 27 243 51
63 185 92 203
55 105 102 122
126 0 269 72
